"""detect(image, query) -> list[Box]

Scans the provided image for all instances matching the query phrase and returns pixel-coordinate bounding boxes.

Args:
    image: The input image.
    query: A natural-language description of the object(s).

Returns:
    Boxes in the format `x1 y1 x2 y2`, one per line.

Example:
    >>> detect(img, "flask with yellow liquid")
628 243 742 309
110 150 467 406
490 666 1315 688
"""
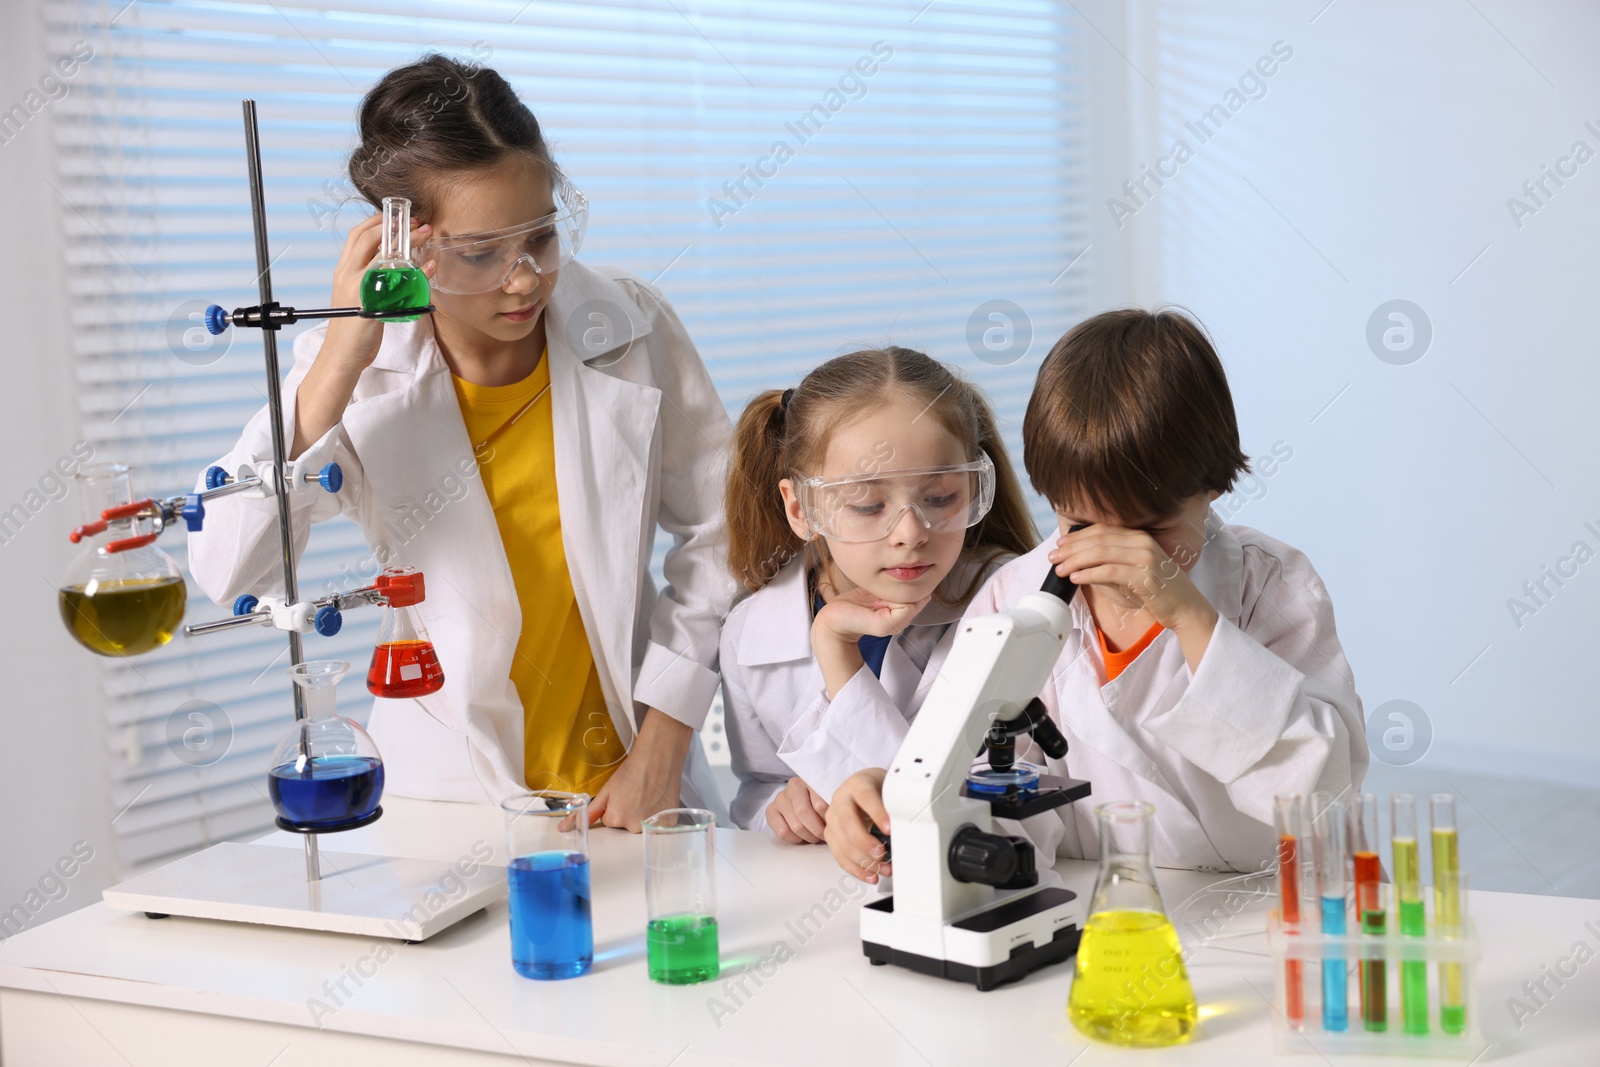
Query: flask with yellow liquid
58 463 186 656
1067 801 1198 1047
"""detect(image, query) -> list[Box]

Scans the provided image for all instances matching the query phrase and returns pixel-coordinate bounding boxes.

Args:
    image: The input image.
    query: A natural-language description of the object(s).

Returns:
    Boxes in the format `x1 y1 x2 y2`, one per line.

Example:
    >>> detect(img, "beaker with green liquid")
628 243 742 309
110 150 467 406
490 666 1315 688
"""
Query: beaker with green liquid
1067 801 1198 1048
643 808 719 984
360 196 429 322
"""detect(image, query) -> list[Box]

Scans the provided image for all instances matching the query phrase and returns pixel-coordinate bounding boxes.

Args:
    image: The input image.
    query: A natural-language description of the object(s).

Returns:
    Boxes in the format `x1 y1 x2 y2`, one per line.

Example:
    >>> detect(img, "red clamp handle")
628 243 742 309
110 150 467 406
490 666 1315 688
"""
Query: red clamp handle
105 533 159 554
69 499 155 543
69 520 106 543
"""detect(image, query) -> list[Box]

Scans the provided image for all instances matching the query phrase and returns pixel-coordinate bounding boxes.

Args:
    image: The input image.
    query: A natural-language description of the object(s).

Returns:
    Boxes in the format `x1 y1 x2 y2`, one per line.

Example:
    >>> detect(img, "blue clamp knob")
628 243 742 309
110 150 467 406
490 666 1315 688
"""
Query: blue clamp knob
182 493 205 532
314 605 343 637
204 466 230 490
204 305 230 335
318 462 343 494
232 594 259 616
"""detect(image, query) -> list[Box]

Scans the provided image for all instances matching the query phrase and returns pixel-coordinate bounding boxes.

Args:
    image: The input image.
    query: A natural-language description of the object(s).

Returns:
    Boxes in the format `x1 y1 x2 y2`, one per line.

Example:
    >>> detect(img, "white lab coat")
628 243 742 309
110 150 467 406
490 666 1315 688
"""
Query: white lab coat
719 553 1003 830
980 511 1367 872
188 260 737 814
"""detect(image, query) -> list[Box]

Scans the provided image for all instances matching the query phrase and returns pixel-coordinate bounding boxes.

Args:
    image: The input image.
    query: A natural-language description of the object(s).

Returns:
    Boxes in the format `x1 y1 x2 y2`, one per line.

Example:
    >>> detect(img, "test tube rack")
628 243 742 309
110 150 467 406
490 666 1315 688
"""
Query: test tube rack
98 99 501 941
1267 900 1482 1057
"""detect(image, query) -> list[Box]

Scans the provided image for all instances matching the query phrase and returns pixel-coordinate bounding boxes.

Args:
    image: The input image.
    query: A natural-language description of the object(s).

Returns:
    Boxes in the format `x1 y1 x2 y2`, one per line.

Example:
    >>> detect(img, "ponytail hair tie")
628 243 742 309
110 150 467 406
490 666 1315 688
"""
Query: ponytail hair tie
780 388 795 411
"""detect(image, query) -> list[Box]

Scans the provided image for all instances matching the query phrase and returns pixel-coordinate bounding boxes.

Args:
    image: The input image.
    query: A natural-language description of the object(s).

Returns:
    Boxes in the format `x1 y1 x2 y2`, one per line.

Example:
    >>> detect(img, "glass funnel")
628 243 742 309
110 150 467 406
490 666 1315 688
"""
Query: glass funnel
360 196 429 322
268 660 385 831
58 463 186 657
367 566 444 698
1067 801 1198 1048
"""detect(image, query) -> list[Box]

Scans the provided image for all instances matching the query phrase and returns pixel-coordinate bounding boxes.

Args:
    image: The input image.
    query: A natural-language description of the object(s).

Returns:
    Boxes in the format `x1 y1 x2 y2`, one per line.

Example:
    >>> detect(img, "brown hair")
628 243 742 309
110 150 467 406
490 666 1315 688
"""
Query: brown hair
726 347 1038 598
347 54 561 217
1022 307 1249 524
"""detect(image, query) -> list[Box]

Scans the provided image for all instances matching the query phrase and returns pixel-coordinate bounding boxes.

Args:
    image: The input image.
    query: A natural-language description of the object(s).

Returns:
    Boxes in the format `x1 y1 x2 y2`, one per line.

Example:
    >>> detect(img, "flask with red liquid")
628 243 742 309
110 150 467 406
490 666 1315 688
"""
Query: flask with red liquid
367 566 445 698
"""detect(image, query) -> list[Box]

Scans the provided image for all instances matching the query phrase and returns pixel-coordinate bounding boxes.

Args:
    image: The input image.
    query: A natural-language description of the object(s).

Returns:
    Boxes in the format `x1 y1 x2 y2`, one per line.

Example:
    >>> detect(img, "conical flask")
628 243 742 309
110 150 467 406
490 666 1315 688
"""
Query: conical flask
359 196 429 322
367 566 444 697
58 463 186 656
1067 801 1198 1047
268 660 385 830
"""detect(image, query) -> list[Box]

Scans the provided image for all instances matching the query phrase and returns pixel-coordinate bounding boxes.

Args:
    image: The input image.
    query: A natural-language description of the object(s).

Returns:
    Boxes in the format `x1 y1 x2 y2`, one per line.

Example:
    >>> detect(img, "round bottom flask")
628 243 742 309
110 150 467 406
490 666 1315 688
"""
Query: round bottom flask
268 661 385 831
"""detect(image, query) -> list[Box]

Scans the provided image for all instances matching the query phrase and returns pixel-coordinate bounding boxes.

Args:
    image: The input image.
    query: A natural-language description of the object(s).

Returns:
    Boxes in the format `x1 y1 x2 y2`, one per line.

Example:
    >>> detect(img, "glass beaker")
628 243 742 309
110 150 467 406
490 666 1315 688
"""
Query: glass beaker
360 197 430 322
58 463 186 657
367 566 444 698
504 791 593 980
643 808 719 984
268 661 385 830
1067 801 1198 1048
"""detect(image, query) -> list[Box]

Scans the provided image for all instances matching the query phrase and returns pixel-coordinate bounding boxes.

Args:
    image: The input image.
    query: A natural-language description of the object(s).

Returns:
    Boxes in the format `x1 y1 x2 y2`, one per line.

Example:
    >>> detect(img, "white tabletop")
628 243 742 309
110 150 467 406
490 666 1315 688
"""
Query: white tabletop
1 796 1596 1065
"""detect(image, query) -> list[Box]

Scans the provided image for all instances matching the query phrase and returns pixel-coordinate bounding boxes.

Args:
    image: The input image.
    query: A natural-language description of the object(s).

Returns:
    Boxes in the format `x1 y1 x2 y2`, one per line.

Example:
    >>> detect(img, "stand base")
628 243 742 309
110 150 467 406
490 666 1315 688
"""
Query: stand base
102 841 504 941
861 885 1082 991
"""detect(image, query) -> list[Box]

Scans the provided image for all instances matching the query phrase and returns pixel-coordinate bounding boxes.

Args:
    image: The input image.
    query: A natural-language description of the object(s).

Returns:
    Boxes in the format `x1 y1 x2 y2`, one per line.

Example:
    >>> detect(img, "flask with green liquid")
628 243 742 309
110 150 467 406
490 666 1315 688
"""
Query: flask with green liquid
1067 801 1199 1048
360 196 429 322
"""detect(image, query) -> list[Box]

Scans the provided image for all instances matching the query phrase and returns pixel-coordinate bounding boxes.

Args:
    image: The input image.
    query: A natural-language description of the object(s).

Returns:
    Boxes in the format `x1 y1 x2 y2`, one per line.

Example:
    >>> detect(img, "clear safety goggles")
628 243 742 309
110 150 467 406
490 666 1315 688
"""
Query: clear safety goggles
416 179 588 294
793 452 996 543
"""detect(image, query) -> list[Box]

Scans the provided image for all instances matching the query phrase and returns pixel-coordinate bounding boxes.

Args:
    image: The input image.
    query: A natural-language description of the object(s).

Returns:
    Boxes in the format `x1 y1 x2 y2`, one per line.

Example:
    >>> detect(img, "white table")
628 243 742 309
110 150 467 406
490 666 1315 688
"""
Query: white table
1 797 1595 1065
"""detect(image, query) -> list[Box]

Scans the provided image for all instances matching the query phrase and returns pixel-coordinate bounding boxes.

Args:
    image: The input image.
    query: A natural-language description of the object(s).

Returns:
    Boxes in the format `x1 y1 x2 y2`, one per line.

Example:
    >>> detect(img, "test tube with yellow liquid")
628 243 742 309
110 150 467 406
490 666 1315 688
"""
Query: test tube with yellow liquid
1067 801 1197 1048
1432 794 1465 1034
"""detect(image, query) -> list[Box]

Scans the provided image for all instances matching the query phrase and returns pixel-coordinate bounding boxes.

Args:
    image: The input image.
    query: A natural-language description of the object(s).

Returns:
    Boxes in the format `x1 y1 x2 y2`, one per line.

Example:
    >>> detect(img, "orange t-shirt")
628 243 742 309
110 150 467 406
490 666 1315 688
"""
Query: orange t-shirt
1098 621 1164 682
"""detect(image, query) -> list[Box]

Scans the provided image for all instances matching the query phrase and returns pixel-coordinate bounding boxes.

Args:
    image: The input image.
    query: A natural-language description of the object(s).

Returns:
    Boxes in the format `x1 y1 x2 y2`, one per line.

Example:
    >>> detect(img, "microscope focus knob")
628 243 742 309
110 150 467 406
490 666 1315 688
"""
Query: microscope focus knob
948 826 1037 889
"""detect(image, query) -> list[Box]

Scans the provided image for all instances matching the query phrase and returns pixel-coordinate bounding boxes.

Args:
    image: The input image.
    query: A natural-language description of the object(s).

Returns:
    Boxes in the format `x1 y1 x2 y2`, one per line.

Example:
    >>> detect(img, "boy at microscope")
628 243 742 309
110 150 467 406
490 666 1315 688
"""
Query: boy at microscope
825 308 1367 877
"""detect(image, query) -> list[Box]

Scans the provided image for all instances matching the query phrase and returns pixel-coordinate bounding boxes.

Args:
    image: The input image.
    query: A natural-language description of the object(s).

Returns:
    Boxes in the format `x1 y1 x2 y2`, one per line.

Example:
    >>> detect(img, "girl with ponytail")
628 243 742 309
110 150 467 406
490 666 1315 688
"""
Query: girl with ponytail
719 347 1037 839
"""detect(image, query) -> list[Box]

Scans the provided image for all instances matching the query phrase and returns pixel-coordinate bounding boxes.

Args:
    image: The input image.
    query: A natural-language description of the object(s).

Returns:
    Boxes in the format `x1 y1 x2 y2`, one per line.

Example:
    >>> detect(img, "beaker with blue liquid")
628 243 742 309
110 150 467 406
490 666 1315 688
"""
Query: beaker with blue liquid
503 791 592 980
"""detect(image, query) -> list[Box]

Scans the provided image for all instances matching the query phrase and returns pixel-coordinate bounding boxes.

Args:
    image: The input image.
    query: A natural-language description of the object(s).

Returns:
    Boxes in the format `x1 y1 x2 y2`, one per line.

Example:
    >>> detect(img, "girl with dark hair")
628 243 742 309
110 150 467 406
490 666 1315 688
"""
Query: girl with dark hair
190 56 734 829
717 347 1039 839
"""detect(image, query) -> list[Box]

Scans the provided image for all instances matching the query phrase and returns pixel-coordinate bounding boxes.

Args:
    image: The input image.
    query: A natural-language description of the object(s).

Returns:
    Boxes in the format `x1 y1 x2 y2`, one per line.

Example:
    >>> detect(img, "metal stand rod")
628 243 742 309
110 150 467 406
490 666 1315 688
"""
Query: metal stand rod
242 99 318 883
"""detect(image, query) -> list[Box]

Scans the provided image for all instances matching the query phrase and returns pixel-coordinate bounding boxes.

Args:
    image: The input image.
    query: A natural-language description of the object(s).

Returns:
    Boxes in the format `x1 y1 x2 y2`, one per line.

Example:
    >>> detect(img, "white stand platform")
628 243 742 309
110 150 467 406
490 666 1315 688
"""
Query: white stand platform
101 840 505 941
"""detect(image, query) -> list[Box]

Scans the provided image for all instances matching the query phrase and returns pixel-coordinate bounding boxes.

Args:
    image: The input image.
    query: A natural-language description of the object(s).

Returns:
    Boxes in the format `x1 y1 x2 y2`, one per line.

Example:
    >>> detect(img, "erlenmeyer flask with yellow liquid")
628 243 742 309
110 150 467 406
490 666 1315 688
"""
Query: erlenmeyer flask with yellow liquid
58 463 187 656
1067 801 1198 1048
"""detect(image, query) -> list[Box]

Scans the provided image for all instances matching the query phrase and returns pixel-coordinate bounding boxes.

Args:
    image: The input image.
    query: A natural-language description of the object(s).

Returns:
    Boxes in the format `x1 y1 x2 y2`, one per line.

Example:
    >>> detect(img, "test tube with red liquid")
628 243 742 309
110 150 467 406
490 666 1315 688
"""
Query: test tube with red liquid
1274 794 1305 1029
367 566 444 698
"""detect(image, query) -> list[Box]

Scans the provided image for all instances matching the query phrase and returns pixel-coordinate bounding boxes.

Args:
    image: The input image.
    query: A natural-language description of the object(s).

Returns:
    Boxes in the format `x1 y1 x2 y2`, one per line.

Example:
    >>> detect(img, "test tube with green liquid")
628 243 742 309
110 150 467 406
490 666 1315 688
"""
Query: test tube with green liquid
360 196 430 322
643 808 720 984
1432 794 1465 1034
1391 794 1428 1035
1348 793 1387 1032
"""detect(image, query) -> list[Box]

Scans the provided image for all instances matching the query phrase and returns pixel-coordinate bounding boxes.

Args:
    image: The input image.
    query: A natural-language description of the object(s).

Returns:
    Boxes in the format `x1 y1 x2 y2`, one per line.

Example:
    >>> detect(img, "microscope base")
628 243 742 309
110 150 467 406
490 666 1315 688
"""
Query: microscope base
860 885 1082 991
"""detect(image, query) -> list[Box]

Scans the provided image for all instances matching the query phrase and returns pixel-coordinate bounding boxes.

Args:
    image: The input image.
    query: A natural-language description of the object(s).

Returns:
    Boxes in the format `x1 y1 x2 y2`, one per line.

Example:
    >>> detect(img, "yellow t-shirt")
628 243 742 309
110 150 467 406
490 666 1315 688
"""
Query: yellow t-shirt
453 347 627 796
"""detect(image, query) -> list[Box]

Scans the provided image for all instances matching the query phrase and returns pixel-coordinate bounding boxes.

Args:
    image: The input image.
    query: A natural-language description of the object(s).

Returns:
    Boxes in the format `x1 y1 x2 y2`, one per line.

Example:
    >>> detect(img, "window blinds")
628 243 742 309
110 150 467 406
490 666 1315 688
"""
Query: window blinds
46 0 1087 869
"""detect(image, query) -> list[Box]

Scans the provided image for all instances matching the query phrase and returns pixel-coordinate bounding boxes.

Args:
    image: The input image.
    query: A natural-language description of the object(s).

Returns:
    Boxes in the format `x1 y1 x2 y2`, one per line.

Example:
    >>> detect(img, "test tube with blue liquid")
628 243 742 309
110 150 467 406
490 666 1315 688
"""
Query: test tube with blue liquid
1311 791 1348 1032
503 791 592 980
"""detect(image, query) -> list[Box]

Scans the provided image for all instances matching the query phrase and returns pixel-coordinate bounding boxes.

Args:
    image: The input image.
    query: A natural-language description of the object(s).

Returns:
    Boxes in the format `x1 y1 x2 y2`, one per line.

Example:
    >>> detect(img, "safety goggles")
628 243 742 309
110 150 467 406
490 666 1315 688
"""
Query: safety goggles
793 452 995 543
416 178 588 294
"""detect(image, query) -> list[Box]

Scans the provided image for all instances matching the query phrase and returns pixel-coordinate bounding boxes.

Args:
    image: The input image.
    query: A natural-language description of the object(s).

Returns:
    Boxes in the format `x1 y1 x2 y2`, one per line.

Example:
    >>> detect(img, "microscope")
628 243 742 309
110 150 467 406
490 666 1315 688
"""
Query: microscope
861 557 1092 991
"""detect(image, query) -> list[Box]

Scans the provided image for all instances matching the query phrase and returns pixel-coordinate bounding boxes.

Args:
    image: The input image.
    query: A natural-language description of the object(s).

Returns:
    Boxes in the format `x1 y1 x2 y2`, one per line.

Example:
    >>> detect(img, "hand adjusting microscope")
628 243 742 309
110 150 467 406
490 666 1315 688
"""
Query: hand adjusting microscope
861 554 1092 991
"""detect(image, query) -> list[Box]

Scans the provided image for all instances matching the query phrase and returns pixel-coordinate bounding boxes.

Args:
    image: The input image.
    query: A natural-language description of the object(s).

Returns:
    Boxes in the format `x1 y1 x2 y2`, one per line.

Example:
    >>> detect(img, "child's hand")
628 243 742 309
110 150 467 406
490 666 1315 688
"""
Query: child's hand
825 768 892 883
1048 524 1219 668
814 585 931 643
765 777 829 844
809 586 931 699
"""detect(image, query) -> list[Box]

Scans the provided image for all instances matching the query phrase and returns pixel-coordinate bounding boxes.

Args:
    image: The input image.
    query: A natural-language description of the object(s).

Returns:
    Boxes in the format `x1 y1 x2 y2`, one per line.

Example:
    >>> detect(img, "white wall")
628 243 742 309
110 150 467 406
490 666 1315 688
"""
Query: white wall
0 5 117 935
1097 0 1600 782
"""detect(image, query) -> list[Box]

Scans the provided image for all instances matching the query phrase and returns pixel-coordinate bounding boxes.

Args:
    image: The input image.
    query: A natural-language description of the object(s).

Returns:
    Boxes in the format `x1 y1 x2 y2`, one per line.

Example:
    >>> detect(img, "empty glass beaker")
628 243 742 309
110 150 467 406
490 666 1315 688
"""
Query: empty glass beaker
268 661 385 830
644 808 719 984
360 197 430 322
504 791 593 980
59 463 186 657
367 566 444 698
1067 801 1198 1048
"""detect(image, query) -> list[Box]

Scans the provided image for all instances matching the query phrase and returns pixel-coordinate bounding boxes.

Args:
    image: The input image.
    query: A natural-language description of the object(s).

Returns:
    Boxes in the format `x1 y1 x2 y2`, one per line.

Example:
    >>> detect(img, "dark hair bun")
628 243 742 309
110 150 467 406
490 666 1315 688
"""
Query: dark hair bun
348 54 560 217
